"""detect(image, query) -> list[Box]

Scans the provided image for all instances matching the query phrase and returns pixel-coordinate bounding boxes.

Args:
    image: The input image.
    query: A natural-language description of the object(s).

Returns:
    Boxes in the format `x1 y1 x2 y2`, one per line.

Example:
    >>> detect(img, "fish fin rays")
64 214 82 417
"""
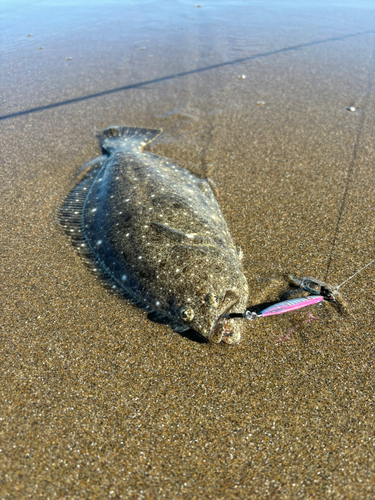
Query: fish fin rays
58 166 99 251
58 155 104 251
100 126 162 154
58 154 105 242
58 158 148 309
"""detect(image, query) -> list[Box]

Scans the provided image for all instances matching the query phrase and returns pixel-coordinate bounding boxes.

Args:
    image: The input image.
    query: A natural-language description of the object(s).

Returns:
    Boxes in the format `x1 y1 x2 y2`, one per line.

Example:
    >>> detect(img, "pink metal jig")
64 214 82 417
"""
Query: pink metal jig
259 295 324 317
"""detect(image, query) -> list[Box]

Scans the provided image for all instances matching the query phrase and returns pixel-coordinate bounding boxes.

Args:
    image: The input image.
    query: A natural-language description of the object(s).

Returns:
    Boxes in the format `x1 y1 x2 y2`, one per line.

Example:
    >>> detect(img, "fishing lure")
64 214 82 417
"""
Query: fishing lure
222 295 324 322
220 258 374 323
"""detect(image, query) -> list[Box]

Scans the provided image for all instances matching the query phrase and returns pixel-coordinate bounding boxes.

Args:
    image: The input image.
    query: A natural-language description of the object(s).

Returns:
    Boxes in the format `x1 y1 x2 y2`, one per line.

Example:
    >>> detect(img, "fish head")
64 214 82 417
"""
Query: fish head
177 274 249 345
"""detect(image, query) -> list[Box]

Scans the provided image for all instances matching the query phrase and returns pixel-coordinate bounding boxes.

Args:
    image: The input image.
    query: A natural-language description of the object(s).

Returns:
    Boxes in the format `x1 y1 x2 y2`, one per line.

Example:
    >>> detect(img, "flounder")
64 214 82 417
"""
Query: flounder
60 127 249 344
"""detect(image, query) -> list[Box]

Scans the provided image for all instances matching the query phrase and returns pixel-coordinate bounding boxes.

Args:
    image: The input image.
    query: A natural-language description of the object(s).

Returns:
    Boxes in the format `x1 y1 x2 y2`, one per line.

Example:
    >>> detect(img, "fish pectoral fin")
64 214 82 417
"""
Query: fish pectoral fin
150 222 215 245
151 222 191 242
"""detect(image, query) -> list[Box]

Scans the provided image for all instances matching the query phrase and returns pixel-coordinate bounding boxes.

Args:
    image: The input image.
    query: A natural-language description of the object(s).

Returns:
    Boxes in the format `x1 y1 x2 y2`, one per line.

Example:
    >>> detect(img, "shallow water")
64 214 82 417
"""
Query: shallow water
1 0 374 498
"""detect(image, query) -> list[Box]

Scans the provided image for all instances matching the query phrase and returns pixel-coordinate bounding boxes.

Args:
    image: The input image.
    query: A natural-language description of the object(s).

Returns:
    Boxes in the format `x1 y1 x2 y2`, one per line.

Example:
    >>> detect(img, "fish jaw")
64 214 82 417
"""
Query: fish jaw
208 290 246 344
208 282 249 345
212 316 243 345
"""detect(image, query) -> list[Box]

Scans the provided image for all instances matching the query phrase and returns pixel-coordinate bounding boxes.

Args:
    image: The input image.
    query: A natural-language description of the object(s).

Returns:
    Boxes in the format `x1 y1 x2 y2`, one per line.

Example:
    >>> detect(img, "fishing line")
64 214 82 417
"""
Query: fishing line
324 40 375 281
334 258 375 290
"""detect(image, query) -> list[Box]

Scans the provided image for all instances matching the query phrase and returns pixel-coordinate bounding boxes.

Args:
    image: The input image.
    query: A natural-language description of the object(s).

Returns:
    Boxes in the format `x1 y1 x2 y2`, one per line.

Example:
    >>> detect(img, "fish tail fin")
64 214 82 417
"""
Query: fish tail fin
100 126 162 153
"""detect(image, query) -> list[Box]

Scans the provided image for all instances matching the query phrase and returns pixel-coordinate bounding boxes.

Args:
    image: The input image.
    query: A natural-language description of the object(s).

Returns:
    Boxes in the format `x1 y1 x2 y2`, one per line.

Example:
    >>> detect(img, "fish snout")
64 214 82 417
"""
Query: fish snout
220 318 242 344
208 289 244 344
209 316 242 344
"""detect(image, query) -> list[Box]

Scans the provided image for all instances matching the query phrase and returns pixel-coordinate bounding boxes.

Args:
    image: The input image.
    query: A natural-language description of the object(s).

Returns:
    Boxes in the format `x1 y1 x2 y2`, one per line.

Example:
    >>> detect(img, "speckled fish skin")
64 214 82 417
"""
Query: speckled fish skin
62 126 249 344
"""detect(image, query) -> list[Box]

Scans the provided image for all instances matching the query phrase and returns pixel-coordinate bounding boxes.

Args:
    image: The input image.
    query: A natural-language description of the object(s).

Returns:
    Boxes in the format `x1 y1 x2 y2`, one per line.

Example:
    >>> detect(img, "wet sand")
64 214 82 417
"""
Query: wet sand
1 0 375 498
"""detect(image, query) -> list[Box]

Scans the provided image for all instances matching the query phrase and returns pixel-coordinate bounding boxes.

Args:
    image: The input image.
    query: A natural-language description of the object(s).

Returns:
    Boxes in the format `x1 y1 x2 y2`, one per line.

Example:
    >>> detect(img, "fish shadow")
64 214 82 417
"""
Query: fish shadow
176 329 209 344
147 311 208 344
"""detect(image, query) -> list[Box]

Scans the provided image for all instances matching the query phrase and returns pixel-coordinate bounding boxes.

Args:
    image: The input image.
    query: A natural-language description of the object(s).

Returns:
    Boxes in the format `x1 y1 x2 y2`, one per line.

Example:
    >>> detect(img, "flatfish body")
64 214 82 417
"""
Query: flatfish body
60 126 249 344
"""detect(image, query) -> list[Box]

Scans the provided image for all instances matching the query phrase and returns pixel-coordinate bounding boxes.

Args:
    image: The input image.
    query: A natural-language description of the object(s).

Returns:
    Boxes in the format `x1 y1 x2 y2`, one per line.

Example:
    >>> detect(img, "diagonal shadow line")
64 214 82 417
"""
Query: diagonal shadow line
1 30 374 122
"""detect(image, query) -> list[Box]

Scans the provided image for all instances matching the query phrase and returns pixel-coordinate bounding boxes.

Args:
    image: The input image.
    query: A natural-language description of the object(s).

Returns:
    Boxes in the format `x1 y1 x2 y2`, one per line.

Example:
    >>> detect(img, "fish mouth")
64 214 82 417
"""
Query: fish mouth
212 316 242 345
209 291 242 344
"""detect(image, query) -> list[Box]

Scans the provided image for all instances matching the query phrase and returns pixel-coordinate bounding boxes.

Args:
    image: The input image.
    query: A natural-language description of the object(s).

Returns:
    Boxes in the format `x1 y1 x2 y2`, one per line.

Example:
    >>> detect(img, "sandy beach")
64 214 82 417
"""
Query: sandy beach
1 0 374 498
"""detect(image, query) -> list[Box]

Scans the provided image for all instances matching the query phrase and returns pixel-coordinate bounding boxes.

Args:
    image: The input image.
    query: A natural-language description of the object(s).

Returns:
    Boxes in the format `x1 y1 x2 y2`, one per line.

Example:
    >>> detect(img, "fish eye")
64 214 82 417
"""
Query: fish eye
179 306 194 322
205 293 219 308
